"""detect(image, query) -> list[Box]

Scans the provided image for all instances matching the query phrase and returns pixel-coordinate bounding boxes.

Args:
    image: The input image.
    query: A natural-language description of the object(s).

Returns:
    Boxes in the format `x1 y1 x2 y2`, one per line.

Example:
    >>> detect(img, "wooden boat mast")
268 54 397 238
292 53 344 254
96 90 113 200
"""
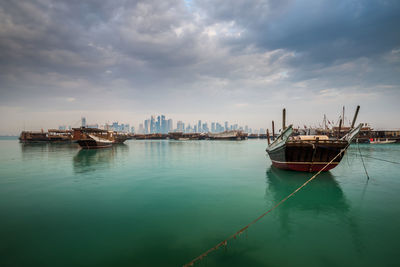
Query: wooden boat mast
272 120 275 140
351 105 360 129
282 108 286 131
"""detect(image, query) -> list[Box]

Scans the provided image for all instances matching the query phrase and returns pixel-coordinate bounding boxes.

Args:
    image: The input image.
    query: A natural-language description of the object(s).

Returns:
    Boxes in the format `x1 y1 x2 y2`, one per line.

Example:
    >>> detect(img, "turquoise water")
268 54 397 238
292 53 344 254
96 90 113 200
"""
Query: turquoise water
0 138 399 267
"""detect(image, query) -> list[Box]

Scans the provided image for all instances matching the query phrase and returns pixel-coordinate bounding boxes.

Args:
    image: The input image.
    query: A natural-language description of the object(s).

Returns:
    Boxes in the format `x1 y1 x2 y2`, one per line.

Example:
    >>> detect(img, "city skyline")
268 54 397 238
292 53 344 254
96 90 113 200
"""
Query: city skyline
1 1 399 135
50 109 367 137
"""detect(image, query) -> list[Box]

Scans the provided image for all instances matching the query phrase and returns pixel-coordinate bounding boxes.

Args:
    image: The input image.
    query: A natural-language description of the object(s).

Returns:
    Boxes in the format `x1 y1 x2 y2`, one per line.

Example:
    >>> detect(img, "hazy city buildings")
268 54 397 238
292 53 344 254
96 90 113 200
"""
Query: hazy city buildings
74 115 261 135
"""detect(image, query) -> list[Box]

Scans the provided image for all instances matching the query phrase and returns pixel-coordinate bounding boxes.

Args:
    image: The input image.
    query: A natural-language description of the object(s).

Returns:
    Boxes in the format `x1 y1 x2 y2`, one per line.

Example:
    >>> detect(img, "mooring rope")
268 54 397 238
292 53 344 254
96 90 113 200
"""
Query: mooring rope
357 142 370 180
347 151 400 165
183 144 350 267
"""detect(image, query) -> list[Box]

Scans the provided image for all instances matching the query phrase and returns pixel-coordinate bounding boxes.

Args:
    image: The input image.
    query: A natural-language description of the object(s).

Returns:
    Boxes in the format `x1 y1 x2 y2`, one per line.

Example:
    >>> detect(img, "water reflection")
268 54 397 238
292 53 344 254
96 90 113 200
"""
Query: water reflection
266 167 364 253
20 142 79 161
266 167 349 214
73 145 128 174
20 142 79 153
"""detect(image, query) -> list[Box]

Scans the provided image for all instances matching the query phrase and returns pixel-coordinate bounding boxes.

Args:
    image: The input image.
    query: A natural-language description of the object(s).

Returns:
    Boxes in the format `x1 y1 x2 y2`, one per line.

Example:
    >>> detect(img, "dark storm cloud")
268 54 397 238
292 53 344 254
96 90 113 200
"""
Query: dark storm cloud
195 0 400 64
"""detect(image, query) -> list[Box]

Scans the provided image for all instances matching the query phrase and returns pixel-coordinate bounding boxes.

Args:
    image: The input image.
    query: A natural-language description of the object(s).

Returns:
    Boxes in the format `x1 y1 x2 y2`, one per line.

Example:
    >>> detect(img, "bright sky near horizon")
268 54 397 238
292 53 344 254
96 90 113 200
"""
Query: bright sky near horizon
0 0 399 134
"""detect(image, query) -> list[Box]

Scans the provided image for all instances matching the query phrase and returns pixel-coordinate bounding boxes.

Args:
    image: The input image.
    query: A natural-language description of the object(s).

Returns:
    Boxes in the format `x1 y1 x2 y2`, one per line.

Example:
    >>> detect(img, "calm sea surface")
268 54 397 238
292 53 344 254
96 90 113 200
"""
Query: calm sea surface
0 138 399 267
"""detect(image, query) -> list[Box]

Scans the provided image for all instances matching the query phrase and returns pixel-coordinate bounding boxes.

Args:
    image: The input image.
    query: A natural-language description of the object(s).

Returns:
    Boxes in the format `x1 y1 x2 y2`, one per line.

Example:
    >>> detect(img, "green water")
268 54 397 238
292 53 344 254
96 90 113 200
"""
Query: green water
0 139 399 267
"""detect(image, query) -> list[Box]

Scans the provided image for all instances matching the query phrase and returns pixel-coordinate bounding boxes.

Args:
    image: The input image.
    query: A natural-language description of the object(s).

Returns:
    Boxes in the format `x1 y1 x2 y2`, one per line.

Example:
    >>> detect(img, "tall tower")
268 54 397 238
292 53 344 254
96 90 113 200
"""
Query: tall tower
150 116 155 133
81 117 86 127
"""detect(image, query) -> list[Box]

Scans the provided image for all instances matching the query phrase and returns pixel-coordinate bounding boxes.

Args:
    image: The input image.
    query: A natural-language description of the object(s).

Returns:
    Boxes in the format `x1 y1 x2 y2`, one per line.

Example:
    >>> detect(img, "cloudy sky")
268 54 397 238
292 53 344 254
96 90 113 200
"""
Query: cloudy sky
0 0 399 134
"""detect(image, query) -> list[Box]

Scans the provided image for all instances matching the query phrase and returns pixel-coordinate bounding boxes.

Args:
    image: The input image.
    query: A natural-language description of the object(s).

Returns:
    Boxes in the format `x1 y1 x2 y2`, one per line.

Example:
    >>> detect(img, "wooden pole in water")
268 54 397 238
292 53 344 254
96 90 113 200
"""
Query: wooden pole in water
272 121 275 140
267 129 270 145
282 108 286 130
351 105 360 129
338 118 342 139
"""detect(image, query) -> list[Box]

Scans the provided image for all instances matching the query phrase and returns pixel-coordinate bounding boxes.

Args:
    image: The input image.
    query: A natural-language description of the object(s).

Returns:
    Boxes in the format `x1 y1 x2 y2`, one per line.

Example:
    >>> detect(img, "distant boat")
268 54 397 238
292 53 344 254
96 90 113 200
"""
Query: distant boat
169 132 202 140
369 138 396 144
73 128 124 149
266 107 362 172
208 130 247 140
19 129 73 143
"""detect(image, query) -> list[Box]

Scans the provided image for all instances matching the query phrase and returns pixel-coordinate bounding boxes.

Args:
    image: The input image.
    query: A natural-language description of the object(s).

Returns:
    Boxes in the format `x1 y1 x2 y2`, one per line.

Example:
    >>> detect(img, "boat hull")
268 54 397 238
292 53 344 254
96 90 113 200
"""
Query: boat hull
77 139 112 149
271 160 339 172
267 141 347 172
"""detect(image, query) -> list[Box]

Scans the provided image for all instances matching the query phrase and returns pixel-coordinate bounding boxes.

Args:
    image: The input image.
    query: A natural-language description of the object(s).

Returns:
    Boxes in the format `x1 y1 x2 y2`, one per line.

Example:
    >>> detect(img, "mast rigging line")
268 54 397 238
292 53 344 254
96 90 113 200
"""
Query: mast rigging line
183 144 351 267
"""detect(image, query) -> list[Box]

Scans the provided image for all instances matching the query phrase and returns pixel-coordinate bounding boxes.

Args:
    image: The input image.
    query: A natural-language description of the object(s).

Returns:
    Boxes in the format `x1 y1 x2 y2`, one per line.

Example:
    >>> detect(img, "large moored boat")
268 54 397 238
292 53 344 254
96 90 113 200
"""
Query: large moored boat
266 106 362 172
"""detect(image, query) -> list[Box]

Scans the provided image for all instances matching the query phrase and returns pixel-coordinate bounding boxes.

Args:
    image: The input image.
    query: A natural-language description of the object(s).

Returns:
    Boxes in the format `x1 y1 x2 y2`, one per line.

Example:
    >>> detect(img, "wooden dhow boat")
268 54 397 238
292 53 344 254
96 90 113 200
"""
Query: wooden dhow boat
19 129 73 143
266 106 362 172
73 128 118 149
208 130 247 140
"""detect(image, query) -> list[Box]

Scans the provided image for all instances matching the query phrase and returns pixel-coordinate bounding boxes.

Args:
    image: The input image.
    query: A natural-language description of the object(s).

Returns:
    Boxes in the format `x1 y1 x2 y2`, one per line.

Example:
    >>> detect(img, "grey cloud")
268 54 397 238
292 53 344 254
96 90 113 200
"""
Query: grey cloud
195 0 400 64
0 0 399 134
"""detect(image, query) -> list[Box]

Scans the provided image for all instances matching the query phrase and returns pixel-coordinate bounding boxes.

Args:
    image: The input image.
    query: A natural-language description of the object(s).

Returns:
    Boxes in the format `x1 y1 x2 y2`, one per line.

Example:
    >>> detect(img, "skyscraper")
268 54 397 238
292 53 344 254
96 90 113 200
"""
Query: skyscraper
138 123 144 134
224 121 228 131
177 121 184 132
161 115 166 133
150 116 155 133
211 122 215 133
144 119 150 134
81 117 86 127
198 120 202 133
167 119 173 133
156 116 161 133
202 123 208 132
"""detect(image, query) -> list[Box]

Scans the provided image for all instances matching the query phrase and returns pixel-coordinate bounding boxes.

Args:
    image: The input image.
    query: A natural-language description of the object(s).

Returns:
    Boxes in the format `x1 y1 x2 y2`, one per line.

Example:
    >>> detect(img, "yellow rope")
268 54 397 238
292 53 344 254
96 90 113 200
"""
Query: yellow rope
183 144 350 267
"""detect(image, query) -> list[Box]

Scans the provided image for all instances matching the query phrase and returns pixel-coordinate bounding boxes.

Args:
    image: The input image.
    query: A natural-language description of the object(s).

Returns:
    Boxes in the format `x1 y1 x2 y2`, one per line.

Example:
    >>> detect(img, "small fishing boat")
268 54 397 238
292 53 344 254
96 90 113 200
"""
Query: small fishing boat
369 138 396 144
266 106 362 172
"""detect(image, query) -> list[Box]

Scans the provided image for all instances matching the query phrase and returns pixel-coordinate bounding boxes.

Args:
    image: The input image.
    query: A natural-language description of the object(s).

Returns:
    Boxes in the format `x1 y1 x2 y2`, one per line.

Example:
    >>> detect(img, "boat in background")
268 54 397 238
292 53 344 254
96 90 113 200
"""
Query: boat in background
169 132 203 140
266 106 362 172
113 132 129 144
73 128 121 149
369 138 396 144
19 129 73 143
208 130 247 140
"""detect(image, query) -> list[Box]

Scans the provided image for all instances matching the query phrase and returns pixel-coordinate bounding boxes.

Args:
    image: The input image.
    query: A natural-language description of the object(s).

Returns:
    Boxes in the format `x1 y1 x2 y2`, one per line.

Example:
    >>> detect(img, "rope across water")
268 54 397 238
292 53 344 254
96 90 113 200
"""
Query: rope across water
183 144 351 267
347 151 400 165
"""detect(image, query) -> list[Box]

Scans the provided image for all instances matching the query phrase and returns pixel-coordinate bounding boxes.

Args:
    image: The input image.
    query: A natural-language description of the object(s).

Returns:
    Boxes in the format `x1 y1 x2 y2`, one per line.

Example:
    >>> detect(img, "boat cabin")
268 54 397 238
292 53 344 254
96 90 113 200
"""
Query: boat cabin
291 135 329 141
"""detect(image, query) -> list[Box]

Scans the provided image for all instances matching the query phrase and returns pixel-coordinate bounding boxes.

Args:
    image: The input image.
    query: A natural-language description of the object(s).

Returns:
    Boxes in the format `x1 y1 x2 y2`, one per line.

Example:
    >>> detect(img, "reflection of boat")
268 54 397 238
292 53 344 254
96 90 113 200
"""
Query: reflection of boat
369 138 396 144
265 167 363 253
73 149 114 173
266 167 349 212
266 107 362 172
73 144 128 173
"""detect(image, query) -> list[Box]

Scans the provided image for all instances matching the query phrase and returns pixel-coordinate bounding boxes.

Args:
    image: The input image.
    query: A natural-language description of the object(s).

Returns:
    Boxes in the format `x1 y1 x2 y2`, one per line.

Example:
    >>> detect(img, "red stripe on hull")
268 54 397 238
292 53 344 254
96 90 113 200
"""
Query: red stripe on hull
271 161 339 172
